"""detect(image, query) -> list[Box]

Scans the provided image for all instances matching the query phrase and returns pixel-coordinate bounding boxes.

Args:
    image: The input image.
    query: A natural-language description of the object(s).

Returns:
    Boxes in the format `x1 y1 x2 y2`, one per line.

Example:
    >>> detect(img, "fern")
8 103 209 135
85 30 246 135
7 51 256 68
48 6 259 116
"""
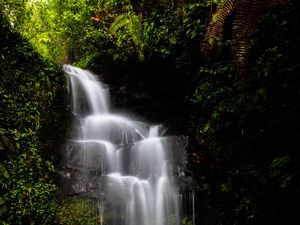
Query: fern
201 0 269 92
232 0 268 90
200 0 236 55
110 11 144 60
129 14 142 47
128 13 144 60
109 13 130 33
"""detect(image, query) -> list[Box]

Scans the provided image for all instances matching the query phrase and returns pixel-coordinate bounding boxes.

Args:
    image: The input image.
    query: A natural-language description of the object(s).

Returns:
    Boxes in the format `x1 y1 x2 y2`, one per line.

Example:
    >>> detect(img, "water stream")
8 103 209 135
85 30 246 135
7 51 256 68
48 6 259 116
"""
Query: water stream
63 65 181 225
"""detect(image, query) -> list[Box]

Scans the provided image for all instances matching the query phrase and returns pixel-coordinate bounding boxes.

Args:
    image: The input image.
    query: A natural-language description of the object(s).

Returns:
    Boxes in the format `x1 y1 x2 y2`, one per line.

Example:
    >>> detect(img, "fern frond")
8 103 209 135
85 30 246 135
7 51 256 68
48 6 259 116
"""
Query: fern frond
232 0 267 91
200 0 236 55
200 0 290 92
109 13 130 33
109 11 145 61
129 14 143 47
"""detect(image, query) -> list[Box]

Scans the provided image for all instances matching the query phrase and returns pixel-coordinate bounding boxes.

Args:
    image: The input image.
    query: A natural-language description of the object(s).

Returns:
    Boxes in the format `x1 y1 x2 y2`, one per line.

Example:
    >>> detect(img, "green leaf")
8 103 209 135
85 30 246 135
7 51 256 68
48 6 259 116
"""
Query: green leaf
0 164 9 179
280 174 293 189
271 156 290 168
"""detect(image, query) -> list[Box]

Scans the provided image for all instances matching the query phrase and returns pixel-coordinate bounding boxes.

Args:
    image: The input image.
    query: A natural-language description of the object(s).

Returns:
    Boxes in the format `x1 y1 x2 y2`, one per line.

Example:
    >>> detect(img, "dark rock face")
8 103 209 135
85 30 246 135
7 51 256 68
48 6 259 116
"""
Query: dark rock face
89 60 191 133
58 170 105 197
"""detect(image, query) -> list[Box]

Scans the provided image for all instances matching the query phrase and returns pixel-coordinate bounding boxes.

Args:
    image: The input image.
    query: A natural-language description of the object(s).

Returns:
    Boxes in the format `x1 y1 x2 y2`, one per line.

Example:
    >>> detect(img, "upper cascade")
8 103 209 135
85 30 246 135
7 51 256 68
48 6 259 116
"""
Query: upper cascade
63 64 110 115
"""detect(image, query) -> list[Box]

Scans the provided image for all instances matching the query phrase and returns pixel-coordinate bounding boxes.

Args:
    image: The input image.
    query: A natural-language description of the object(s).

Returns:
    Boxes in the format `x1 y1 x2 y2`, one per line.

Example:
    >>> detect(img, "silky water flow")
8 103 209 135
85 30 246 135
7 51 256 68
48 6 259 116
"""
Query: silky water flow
63 65 181 225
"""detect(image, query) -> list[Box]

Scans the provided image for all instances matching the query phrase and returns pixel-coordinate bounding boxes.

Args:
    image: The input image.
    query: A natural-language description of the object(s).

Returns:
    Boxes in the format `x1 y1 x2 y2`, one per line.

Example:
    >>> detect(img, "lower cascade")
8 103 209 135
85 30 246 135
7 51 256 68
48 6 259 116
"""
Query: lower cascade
62 65 182 225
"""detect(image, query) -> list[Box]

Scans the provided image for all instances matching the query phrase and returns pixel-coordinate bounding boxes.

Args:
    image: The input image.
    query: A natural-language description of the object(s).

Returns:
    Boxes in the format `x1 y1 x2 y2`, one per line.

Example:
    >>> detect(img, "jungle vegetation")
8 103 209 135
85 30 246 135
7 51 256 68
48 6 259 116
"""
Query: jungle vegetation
1 0 300 224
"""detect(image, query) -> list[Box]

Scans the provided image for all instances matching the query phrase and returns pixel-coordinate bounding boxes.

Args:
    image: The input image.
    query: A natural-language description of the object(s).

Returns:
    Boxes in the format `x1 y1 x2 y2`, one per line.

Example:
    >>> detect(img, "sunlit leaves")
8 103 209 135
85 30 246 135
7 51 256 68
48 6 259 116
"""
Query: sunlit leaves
110 9 145 61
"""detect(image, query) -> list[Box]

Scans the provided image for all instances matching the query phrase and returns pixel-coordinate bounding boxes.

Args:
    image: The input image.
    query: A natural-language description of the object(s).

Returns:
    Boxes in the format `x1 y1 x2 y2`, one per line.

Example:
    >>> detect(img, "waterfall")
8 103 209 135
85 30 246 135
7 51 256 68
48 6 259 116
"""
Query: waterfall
63 65 180 225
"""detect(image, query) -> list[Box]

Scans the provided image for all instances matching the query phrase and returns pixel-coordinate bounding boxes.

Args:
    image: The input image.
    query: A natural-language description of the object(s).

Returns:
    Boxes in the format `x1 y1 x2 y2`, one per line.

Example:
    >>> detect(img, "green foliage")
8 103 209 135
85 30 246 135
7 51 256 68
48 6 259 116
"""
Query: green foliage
2 1 300 225
109 7 144 61
181 217 193 225
0 13 66 224
190 3 300 224
1 0 211 66
57 197 107 225
2 0 105 64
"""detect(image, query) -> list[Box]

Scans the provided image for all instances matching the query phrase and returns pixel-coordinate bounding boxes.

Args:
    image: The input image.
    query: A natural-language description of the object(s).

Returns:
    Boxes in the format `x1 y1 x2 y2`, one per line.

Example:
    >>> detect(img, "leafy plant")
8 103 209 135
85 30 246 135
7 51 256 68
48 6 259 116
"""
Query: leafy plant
110 7 144 61
0 12 66 224
57 197 107 225
182 217 193 225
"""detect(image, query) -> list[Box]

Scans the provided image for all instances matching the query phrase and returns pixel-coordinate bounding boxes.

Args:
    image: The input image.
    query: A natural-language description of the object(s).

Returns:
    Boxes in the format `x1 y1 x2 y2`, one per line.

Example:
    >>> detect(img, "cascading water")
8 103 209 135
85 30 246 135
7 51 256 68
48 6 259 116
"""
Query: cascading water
63 65 181 225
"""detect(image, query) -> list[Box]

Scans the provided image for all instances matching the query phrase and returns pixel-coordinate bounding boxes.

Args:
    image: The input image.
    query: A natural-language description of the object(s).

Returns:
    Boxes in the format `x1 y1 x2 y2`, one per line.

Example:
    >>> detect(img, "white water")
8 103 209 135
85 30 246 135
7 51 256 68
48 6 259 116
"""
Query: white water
64 65 180 225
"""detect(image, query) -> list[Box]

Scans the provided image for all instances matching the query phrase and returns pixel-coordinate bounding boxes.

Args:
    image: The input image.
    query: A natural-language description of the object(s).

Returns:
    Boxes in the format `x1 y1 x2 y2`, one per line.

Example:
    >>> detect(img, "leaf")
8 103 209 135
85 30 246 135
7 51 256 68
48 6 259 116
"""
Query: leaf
109 13 130 33
0 164 9 179
202 122 211 133
271 156 290 168
280 174 293 189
